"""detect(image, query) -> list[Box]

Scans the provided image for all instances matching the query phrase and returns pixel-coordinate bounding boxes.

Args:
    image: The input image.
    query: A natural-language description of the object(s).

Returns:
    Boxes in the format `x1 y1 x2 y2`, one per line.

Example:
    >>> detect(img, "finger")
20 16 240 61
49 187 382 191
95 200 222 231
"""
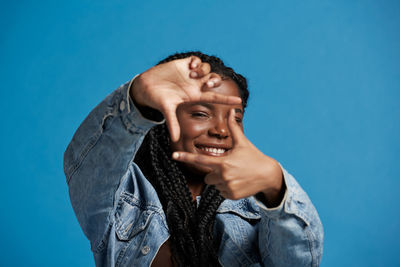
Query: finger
163 106 180 142
217 188 230 199
198 91 242 105
189 56 202 69
217 186 241 200
172 151 221 168
227 108 245 146
190 62 211 78
204 172 223 185
203 73 222 88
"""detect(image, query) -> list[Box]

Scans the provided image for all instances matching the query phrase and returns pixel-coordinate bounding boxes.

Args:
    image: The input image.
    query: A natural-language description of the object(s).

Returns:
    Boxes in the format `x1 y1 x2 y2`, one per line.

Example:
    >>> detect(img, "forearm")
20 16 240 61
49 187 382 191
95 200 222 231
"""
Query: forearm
64 79 163 247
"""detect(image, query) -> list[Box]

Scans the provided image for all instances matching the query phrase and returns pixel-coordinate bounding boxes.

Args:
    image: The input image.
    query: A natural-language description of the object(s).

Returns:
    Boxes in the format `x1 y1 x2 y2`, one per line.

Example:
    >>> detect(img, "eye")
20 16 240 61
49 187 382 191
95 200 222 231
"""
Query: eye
235 117 242 123
191 111 209 118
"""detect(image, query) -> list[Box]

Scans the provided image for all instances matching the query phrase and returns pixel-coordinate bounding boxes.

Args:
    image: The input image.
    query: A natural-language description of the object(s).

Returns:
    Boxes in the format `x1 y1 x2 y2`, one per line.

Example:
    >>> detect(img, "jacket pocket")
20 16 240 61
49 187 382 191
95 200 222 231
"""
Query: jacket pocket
114 191 154 241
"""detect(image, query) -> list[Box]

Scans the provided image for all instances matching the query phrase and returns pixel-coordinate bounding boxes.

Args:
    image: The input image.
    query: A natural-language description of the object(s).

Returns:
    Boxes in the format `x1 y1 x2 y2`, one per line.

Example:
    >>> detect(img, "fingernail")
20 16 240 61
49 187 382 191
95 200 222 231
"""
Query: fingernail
190 71 198 78
192 63 197 68
172 152 179 159
207 81 214 87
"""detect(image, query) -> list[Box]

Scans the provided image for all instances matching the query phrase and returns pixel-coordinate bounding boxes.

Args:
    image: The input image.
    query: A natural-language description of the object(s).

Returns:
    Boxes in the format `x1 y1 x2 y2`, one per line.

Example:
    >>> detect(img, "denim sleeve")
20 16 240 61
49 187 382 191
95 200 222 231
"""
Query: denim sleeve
63 79 163 251
254 167 324 267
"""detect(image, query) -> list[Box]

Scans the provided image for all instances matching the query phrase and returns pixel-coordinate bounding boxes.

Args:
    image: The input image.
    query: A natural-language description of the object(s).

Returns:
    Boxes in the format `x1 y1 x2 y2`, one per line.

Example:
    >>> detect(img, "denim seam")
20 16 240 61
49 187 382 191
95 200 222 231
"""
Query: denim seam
306 226 317 267
115 236 131 267
223 228 255 265
66 108 117 184
66 130 101 184
258 217 270 264
93 219 113 253
264 217 272 263
93 164 128 253
120 191 161 212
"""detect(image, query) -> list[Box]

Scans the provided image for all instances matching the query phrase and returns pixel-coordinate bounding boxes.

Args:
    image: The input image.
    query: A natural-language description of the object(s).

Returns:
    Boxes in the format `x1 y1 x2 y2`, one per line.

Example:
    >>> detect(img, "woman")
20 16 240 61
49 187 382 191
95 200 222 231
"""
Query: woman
64 51 323 267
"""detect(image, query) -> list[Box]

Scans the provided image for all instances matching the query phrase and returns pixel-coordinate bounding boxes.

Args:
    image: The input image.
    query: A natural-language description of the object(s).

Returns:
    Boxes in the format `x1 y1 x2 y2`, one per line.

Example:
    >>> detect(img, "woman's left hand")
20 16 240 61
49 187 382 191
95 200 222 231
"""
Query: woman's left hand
173 109 285 206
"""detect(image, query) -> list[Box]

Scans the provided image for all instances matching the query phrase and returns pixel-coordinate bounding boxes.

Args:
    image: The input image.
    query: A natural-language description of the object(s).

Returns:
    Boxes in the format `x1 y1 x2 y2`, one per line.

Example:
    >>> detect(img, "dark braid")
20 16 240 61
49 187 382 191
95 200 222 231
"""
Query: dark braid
134 51 249 266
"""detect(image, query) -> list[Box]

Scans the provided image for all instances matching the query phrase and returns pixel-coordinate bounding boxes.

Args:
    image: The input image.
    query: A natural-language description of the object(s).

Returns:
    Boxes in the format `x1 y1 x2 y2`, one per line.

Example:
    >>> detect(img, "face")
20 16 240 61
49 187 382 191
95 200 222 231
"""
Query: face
171 79 244 174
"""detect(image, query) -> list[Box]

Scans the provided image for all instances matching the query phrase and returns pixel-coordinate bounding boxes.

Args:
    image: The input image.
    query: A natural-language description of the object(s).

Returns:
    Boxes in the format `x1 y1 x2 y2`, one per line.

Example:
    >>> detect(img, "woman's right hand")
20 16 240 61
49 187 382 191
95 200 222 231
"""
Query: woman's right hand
130 56 242 142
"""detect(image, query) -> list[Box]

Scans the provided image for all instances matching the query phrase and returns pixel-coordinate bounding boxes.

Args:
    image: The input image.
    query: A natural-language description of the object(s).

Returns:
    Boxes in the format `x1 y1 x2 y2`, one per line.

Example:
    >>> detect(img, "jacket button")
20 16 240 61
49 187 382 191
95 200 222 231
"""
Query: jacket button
141 245 150 255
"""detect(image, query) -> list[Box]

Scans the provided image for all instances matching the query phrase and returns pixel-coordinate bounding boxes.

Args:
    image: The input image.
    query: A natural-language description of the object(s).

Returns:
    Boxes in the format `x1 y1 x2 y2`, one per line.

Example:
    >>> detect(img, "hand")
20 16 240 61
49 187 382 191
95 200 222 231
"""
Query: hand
131 56 242 142
172 109 284 204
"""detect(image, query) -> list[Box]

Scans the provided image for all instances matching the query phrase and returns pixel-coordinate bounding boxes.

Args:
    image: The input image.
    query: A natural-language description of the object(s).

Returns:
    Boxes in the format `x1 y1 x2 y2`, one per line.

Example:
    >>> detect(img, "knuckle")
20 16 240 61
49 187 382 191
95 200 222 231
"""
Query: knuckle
179 153 188 161
211 93 219 101
226 187 239 200
225 181 234 191
221 161 232 173
231 193 241 200
220 158 228 166
191 55 200 62
211 73 221 80
221 172 230 182
202 62 211 71
194 155 204 164
226 190 237 200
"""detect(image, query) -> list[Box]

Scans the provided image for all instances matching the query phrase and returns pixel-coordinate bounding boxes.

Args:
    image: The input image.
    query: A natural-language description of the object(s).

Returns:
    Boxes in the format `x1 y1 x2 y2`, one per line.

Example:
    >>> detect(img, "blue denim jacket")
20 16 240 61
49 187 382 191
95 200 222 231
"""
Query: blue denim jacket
64 80 323 267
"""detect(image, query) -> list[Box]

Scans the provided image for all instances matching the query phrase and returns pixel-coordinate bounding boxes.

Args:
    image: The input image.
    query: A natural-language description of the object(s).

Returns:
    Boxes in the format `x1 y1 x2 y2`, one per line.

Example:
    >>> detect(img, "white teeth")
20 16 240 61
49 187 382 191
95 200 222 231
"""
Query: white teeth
199 146 226 154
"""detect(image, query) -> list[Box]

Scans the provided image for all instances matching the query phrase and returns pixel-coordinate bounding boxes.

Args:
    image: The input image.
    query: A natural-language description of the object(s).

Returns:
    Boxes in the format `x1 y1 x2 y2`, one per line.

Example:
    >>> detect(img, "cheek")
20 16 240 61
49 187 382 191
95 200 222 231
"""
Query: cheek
170 121 210 152
178 114 210 138
180 122 209 137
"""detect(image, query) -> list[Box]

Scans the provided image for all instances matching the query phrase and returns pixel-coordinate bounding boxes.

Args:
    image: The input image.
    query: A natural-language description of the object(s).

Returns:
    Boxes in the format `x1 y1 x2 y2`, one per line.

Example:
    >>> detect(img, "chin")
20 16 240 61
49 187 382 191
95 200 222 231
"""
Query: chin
181 162 210 178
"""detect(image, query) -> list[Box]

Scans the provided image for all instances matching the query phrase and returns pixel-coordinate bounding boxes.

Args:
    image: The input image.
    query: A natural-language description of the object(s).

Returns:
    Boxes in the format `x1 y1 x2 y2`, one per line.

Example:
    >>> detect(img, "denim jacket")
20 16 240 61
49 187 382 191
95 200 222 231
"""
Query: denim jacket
64 80 323 267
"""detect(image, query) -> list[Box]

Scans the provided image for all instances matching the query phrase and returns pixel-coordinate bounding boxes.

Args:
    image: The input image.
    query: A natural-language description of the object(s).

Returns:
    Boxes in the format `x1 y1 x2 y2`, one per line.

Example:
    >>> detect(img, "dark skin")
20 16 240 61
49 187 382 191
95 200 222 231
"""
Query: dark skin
171 79 244 200
131 56 286 267
131 57 285 207
171 80 285 207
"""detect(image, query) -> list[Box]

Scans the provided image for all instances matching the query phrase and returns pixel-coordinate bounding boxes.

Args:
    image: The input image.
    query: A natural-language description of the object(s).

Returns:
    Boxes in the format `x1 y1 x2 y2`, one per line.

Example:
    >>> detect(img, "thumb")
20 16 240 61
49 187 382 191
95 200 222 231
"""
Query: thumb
163 105 181 142
228 109 245 147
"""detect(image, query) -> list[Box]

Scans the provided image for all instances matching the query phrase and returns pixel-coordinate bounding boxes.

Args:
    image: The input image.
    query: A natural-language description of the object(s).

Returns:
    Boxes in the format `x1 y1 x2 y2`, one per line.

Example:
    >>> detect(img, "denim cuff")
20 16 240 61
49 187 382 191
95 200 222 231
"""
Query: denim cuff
253 164 289 219
254 165 313 225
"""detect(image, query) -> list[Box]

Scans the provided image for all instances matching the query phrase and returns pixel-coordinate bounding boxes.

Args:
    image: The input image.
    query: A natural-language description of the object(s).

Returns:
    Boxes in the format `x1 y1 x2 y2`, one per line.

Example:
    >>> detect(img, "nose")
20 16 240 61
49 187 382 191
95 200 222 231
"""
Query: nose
208 118 229 139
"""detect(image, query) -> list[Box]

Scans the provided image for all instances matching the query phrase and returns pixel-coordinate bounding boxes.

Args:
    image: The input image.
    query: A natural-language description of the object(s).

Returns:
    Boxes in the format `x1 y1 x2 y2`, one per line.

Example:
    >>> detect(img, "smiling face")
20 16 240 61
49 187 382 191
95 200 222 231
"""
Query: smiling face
171 79 244 174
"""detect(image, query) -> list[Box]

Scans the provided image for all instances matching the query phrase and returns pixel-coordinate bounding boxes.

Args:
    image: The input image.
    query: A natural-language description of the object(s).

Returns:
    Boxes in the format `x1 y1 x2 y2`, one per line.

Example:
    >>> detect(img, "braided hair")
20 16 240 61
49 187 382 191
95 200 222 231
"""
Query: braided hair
134 51 249 266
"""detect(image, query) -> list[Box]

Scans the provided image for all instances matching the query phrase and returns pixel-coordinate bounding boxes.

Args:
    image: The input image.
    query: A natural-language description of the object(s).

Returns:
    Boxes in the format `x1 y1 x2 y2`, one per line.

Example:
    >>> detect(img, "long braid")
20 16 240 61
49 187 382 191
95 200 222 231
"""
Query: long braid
134 51 249 266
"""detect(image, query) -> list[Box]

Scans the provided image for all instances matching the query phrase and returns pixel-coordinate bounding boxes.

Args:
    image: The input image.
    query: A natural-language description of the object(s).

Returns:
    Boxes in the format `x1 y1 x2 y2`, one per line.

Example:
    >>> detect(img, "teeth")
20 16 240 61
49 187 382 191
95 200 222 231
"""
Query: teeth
199 147 226 154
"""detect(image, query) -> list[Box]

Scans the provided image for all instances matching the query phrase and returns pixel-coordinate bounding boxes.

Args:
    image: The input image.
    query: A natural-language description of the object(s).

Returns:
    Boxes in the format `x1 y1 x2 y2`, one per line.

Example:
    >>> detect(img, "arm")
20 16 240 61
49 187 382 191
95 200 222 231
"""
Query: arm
64 56 241 251
172 109 323 266
255 168 324 267
64 79 163 250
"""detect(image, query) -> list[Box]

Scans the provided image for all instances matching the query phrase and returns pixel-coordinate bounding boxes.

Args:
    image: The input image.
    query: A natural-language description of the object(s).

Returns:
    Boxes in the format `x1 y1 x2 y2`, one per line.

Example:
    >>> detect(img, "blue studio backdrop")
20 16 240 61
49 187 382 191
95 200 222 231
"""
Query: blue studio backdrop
1 1 399 266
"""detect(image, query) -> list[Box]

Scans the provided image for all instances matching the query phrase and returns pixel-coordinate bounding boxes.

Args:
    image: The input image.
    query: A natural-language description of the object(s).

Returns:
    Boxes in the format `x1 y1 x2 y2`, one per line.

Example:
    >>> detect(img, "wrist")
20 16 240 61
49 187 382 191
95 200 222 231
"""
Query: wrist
130 75 164 122
129 74 145 106
260 183 285 208
259 159 285 207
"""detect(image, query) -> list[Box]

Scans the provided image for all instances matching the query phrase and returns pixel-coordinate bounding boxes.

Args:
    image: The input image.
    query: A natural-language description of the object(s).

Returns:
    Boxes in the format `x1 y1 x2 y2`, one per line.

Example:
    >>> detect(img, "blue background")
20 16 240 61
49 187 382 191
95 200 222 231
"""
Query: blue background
1 1 399 266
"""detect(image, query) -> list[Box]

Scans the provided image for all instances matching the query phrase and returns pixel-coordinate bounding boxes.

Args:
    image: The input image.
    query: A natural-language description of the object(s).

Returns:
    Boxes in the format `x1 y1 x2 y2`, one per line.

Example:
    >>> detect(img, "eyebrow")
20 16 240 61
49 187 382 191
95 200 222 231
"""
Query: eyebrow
189 103 243 114
234 108 243 114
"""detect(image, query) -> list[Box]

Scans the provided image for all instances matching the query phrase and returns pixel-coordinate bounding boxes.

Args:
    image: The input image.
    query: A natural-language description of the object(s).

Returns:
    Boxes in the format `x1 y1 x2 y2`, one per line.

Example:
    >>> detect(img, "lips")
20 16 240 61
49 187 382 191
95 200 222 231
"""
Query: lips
195 144 230 156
